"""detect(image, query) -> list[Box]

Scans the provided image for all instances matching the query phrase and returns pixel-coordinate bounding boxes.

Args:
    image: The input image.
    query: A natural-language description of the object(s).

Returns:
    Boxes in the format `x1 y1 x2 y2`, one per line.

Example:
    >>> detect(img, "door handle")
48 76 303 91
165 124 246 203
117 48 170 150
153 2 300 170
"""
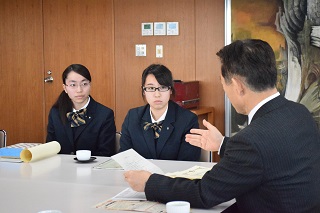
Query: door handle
44 76 54 83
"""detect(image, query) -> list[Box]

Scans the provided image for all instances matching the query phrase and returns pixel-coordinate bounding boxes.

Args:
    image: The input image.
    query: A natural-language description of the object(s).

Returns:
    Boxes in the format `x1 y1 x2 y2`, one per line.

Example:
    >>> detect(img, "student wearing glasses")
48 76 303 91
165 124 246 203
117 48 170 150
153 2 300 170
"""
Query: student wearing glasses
46 64 116 156
119 64 201 161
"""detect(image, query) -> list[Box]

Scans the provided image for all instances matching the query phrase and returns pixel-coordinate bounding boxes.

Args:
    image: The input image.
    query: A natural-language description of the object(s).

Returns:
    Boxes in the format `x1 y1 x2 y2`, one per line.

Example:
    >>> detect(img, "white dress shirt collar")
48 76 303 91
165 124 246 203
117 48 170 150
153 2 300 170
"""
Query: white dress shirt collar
248 92 280 124
150 106 168 123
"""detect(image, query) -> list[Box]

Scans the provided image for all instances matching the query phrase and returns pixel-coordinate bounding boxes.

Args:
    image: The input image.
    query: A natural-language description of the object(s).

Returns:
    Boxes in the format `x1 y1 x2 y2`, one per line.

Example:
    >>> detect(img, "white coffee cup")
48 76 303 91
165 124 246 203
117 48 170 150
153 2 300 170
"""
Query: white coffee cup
76 150 91 161
166 201 190 213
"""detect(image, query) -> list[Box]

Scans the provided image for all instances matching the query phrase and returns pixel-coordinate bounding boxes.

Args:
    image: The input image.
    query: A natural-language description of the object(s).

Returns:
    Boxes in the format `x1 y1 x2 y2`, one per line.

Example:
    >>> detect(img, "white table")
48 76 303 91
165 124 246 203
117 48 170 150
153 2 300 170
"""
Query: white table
0 154 233 213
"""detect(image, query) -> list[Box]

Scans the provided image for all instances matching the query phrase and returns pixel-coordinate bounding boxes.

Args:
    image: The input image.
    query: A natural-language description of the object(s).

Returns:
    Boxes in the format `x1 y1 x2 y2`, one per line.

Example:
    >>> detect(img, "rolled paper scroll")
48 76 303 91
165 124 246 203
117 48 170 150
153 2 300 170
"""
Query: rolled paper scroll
20 141 61 163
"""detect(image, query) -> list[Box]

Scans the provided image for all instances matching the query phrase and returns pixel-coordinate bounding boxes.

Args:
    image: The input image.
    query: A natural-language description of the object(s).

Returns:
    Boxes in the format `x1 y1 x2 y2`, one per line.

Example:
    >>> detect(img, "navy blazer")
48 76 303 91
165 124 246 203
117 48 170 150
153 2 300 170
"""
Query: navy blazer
119 101 201 161
46 97 116 157
145 96 320 212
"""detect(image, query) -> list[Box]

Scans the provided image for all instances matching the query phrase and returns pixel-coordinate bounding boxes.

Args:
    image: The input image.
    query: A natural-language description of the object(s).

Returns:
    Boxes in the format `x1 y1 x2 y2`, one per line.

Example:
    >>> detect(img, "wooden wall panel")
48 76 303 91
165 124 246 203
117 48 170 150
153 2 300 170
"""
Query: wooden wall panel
195 0 225 134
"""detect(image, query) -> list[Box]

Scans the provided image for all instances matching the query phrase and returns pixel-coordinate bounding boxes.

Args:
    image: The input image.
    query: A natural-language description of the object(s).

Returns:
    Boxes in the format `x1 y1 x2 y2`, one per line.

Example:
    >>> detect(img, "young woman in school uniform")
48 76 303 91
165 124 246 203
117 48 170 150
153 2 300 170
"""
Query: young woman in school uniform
119 64 200 161
46 64 116 156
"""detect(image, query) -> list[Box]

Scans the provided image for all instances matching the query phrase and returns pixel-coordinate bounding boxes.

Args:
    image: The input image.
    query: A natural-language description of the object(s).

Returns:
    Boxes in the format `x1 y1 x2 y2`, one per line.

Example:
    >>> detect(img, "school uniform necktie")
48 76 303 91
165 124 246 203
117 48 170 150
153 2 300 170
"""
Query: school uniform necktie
66 108 87 127
143 121 163 139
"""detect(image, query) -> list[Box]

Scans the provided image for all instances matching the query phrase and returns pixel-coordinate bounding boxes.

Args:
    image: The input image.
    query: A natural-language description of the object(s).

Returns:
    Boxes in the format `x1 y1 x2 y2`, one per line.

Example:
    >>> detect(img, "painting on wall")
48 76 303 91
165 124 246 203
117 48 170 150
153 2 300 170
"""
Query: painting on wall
225 0 320 136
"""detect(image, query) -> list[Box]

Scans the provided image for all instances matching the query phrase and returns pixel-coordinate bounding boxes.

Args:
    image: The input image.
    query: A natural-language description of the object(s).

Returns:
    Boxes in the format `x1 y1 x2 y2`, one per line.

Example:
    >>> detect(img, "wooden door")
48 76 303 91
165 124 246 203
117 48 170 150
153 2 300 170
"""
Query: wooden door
43 0 115 130
0 0 44 145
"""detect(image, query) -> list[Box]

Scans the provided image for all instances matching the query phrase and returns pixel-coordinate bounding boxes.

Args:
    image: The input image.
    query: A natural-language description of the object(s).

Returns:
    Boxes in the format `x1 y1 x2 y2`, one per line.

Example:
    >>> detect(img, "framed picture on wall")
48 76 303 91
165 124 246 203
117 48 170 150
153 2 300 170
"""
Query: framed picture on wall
225 0 320 136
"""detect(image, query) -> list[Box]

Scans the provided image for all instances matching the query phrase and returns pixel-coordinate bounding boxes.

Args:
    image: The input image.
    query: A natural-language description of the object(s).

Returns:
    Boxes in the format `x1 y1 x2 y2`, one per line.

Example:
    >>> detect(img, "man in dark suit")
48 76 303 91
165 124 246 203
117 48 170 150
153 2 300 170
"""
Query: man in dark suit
124 39 320 212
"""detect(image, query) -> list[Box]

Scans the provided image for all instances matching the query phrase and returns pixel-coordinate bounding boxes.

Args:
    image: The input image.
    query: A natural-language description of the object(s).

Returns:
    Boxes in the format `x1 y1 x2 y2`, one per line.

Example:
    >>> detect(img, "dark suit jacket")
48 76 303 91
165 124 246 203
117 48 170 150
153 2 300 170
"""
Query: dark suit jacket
46 97 116 157
119 100 201 161
145 96 320 212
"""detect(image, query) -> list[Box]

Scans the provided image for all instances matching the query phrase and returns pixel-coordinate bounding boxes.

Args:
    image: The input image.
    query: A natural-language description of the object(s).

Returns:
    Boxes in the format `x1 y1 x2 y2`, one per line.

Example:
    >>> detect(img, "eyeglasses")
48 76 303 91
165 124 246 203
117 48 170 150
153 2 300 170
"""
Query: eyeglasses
143 86 171 92
65 81 90 89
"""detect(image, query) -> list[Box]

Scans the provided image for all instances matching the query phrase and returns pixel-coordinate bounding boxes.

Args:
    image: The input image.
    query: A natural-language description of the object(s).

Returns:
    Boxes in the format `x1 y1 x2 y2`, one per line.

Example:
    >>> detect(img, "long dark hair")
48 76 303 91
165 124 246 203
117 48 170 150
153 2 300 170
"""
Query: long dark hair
52 64 91 124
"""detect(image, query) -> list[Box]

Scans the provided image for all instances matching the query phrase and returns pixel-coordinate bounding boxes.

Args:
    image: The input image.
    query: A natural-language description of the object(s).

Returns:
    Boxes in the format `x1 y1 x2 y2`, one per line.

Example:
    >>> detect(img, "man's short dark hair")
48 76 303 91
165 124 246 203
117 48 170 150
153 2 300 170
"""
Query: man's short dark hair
216 39 277 92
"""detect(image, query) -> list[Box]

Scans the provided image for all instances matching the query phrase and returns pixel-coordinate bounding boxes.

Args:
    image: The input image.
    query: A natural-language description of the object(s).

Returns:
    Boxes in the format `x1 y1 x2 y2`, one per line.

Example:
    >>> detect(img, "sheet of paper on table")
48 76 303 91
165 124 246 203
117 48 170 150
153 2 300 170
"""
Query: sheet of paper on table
165 165 212 179
97 149 212 212
94 199 166 213
111 148 164 174
92 158 123 170
112 187 146 200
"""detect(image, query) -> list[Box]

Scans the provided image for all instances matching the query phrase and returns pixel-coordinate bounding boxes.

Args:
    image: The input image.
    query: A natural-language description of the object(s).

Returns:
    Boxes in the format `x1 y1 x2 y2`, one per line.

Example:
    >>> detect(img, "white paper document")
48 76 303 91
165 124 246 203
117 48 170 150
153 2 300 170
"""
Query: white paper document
92 158 123 170
95 199 166 213
165 165 212 179
96 149 213 212
111 149 164 174
112 187 146 200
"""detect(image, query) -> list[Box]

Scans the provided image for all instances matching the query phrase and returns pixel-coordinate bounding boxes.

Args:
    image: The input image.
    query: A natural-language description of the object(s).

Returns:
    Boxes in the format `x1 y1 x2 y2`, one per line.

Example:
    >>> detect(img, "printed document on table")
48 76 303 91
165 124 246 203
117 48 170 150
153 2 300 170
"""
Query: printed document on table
165 165 212 179
96 187 165 213
95 199 166 213
92 158 123 170
112 187 146 200
111 149 164 174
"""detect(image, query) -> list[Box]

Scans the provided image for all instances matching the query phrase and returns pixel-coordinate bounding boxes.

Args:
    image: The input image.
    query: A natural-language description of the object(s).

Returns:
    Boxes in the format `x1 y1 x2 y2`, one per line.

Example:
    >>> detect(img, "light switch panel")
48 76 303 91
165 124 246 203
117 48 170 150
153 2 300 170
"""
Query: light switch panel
135 44 147 56
156 45 163 58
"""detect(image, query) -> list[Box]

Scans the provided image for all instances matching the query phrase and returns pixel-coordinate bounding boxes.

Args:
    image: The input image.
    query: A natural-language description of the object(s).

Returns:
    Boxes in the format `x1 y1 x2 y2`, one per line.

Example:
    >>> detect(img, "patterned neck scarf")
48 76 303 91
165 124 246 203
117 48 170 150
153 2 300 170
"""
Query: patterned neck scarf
66 108 87 127
143 121 163 139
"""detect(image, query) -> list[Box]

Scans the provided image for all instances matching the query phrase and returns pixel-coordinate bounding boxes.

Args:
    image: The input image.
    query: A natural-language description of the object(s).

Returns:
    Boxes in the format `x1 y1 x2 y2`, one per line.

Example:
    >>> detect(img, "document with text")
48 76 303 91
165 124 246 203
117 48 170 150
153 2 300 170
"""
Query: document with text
96 149 213 212
95 199 166 213
111 148 164 174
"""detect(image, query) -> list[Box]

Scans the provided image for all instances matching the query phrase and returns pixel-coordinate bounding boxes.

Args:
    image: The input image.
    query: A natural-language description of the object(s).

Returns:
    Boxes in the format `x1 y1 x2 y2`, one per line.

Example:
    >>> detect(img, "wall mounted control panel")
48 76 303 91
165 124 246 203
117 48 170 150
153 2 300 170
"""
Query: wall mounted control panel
141 23 153 36
154 22 166 35
167 22 179 35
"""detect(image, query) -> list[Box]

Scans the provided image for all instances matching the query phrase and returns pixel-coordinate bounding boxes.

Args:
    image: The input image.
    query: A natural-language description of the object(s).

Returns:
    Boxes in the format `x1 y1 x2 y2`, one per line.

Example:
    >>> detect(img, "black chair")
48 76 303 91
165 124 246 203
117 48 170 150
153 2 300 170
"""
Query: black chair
200 149 212 162
115 132 121 153
0 130 7 148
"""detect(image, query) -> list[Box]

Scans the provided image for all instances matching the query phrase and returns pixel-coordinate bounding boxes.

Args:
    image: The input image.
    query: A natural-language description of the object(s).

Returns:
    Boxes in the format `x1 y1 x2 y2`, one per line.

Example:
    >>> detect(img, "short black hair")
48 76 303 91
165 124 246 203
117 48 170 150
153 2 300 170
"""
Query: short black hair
141 64 175 97
216 39 277 92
